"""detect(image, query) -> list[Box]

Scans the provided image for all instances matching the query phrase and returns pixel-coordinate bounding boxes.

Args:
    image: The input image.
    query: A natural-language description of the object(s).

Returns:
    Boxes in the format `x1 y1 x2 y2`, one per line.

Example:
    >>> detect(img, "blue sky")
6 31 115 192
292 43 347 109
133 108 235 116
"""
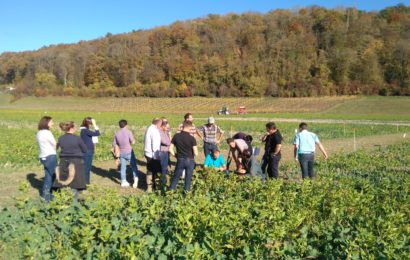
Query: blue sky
0 0 408 53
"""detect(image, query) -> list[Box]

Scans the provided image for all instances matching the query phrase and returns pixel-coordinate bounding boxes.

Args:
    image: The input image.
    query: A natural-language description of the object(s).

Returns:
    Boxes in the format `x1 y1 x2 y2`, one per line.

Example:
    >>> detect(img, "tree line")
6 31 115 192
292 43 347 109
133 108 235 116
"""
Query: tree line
0 4 409 98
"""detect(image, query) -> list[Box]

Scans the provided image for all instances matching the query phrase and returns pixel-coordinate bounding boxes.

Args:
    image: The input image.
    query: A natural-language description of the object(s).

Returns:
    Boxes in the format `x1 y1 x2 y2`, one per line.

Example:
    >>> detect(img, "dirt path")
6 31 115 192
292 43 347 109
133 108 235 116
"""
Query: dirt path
0 133 407 209
198 117 410 126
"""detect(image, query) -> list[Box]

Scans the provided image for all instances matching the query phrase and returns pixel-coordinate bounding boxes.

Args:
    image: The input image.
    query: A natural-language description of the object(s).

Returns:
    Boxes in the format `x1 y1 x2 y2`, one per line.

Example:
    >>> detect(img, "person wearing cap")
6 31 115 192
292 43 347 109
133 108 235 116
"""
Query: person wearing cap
204 148 226 172
197 117 224 157
293 122 328 179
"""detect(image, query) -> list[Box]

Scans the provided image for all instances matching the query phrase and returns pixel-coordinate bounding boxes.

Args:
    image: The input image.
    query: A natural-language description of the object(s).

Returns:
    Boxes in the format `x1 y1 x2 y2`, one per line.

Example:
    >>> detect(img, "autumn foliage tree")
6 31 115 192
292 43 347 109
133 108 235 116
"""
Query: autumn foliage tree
0 4 409 97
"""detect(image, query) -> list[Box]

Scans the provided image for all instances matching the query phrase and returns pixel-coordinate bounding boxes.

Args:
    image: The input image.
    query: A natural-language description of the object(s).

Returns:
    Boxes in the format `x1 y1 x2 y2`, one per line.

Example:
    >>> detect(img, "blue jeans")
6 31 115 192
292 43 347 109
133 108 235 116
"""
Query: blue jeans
120 150 138 182
159 151 169 186
40 155 57 202
261 152 269 174
203 142 217 157
83 150 94 185
298 153 315 179
170 158 195 192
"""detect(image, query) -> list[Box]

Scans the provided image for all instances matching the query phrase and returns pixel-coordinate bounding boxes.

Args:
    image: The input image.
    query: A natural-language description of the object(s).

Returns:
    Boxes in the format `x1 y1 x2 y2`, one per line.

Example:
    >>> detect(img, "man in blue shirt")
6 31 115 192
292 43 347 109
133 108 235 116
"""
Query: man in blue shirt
293 122 328 179
204 149 226 172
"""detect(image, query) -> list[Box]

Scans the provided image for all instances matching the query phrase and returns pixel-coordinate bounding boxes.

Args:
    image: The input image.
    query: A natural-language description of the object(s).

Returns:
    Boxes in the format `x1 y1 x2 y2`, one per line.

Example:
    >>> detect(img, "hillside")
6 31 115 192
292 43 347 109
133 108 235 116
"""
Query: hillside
0 4 409 98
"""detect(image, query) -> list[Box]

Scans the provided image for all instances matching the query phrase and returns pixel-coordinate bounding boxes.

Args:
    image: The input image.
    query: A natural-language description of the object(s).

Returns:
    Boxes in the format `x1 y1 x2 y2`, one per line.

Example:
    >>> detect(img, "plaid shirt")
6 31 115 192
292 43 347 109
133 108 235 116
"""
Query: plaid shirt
178 123 197 137
198 124 223 143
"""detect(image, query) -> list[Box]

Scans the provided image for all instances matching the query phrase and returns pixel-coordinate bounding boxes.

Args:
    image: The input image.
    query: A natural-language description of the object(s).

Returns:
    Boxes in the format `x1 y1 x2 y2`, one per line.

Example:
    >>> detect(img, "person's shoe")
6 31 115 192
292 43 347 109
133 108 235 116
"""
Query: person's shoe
132 177 138 188
121 181 130 188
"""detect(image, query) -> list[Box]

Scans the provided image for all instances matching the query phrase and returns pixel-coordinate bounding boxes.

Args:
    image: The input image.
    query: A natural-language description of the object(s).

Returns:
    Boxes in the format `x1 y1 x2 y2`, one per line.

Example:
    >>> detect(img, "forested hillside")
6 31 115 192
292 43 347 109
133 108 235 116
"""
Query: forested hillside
0 4 409 97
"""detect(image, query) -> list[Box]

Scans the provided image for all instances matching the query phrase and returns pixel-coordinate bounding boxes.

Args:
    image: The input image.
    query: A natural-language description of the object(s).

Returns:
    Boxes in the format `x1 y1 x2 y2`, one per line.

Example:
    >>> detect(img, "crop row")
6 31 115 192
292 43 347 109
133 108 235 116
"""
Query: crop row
1 110 409 168
0 142 409 258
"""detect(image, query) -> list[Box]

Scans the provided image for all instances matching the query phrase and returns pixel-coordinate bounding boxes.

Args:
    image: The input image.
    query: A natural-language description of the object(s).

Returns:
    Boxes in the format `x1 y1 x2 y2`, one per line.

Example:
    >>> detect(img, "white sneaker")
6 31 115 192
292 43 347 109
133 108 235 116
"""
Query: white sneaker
121 181 130 187
132 178 138 188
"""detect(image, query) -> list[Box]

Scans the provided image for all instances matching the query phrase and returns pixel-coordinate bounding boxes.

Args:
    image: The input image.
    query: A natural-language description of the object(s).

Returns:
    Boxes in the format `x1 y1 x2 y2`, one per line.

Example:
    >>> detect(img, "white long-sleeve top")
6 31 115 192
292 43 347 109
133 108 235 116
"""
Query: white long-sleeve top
144 124 161 159
36 130 57 158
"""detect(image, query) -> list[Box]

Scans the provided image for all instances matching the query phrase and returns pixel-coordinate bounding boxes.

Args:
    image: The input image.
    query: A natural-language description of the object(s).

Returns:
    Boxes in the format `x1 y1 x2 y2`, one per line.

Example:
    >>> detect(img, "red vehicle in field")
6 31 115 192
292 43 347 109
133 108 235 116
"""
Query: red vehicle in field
238 106 246 114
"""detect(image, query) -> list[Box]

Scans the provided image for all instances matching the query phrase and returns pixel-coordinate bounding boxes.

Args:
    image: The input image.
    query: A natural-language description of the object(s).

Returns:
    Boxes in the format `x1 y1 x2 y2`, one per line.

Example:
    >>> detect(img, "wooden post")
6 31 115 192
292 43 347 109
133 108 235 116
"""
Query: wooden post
353 128 356 152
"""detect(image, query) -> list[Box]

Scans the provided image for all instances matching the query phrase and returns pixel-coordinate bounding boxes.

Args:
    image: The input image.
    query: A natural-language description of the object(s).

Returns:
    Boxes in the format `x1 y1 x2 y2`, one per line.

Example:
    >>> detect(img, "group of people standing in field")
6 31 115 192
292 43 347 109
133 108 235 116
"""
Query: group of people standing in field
36 113 328 202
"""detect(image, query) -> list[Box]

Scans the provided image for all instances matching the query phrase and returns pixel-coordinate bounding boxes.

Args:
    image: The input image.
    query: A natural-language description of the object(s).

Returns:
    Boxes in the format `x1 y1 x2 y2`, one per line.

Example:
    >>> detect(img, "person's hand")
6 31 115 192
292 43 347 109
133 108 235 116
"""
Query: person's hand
323 154 328 160
91 118 96 126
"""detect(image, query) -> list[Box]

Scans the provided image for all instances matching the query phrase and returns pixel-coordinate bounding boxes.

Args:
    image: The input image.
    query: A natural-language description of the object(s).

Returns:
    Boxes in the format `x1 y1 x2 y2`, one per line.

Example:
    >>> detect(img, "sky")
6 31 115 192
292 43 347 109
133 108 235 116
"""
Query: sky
0 0 408 54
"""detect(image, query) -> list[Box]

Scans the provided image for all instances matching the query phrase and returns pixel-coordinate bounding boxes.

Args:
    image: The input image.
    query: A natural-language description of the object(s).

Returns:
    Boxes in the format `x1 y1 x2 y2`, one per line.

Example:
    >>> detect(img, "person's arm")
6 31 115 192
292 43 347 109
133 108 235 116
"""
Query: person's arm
272 144 282 155
130 131 136 145
112 135 117 148
219 156 227 171
317 141 328 160
272 134 282 155
79 138 88 153
293 134 299 160
261 133 269 142
196 127 203 140
47 131 57 149
204 155 211 168
293 145 298 160
169 143 176 157
216 127 224 144
193 146 198 157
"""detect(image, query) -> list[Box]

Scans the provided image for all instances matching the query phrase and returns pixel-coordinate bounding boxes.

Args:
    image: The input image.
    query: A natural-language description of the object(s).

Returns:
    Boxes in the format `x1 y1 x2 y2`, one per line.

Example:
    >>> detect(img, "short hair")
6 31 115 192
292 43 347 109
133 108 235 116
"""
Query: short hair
184 113 192 121
38 116 52 130
299 122 308 130
119 119 128 128
152 118 162 125
266 122 277 130
226 138 234 144
161 117 168 127
81 117 92 129
59 121 75 132
182 121 192 128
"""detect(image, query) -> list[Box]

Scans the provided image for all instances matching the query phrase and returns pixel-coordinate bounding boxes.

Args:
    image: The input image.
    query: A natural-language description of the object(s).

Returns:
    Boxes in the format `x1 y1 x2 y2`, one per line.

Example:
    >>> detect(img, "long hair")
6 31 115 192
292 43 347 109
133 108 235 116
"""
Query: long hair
38 116 52 130
81 117 92 129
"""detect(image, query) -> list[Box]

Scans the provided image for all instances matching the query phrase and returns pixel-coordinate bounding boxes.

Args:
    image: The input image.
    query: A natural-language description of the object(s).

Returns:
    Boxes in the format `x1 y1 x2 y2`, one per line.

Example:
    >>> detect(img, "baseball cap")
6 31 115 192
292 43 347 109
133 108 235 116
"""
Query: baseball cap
208 117 215 124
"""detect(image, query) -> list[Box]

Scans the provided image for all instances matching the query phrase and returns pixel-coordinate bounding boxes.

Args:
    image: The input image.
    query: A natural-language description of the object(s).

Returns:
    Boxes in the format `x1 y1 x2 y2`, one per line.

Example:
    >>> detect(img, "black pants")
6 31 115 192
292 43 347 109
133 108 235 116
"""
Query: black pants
145 156 161 189
298 153 315 179
267 154 281 179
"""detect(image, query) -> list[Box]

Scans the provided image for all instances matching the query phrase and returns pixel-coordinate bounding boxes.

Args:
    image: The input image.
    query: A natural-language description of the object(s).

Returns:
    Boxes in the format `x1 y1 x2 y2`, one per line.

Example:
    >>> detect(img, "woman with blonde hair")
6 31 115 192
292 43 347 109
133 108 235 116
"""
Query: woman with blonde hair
54 121 87 200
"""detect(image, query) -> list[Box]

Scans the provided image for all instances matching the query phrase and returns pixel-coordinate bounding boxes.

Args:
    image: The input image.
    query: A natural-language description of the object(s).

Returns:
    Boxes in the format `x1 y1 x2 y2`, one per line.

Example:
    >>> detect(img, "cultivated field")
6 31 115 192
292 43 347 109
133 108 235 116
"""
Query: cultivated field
0 95 409 258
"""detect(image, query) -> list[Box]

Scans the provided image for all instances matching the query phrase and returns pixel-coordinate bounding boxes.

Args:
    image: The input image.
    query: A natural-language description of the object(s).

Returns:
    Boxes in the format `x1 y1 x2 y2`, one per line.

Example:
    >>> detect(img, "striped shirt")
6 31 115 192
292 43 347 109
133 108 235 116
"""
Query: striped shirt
198 124 223 143
178 123 197 137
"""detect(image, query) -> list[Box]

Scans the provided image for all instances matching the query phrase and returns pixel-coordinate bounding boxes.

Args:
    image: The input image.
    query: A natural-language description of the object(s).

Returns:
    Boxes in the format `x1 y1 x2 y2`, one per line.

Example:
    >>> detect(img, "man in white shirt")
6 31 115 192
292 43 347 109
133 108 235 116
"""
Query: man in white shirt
144 118 162 192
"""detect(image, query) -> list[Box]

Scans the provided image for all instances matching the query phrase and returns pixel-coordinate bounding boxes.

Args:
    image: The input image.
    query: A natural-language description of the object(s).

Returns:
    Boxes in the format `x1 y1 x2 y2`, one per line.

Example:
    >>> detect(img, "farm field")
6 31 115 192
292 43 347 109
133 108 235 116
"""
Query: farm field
0 95 409 258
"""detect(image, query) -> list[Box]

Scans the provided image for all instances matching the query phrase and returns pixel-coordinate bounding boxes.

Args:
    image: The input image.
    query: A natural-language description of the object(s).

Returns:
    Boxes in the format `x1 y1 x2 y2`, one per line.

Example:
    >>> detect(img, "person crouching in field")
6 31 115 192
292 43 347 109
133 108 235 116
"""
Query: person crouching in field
226 137 251 174
169 121 198 193
80 117 100 185
36 116 57 202
203 148 226 172
53 121 87 201
113 119 139 188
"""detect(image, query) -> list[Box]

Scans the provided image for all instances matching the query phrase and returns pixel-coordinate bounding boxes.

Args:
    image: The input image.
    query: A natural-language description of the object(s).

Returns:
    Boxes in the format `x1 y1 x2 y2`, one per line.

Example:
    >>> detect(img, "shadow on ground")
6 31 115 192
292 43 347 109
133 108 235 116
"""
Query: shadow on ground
26 173 43 196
